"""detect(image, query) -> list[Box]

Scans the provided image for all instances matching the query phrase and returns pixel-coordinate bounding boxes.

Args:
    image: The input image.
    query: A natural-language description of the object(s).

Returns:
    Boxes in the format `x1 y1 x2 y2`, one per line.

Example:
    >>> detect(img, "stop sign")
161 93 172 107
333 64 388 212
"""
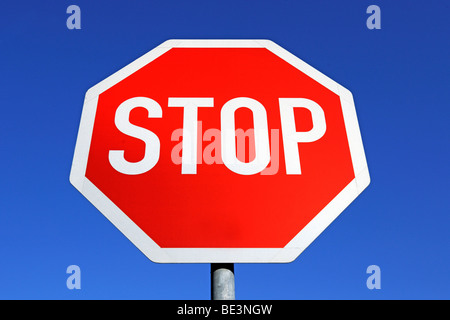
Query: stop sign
70 39 370 263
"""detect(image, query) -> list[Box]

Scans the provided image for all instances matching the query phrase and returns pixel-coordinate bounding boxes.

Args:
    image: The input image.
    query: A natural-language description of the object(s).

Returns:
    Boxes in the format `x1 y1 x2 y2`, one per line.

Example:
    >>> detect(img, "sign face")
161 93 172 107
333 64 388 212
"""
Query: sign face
70 40 370 263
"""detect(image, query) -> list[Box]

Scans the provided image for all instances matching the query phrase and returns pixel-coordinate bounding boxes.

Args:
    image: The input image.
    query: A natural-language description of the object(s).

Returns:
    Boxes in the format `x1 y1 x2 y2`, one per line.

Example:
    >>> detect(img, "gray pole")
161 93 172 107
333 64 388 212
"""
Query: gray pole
211 263 235 300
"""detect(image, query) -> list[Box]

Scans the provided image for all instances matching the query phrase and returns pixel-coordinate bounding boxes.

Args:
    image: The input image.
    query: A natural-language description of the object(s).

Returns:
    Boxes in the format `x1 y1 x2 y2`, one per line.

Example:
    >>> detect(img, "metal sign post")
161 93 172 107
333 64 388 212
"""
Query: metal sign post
211 264 235 300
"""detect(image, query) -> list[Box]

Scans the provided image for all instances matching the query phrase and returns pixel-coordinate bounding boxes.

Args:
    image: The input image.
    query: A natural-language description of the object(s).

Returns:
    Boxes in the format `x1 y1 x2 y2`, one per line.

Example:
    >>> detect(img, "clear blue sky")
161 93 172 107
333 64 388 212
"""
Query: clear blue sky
0 0 449 299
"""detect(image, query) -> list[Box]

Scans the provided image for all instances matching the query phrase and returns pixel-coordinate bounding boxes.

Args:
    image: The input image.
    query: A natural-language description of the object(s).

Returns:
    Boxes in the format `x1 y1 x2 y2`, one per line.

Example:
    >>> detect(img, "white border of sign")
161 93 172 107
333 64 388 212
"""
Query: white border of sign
70 39 370 263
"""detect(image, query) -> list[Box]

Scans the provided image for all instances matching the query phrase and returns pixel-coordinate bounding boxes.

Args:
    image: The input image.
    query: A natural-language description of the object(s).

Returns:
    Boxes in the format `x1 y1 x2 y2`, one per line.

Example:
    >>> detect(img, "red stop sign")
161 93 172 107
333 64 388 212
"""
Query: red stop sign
70 40 370 263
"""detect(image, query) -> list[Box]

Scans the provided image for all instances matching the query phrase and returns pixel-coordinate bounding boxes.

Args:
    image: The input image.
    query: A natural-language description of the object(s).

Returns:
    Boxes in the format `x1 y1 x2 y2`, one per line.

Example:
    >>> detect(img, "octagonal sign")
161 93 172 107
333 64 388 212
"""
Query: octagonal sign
70 39 370 263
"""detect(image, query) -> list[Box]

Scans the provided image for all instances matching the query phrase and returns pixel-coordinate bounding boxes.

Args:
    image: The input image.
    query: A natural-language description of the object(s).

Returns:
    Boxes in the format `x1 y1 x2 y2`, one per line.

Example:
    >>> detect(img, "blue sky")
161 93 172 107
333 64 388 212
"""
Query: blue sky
0 0 449 299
